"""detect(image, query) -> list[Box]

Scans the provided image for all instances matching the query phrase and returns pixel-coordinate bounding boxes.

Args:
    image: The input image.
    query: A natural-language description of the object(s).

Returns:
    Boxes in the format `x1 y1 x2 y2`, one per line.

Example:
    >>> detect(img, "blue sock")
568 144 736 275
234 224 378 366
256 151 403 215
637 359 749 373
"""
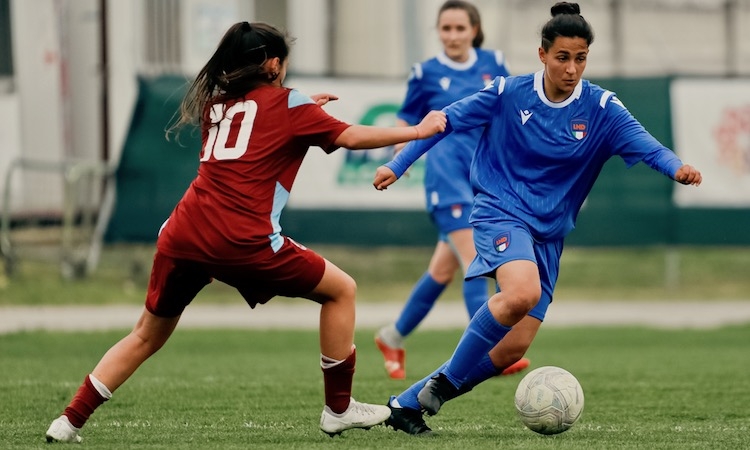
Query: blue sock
443 303 511 387
394 362 448 410
394 273 446 336
461 353 500 391
463 277 487 318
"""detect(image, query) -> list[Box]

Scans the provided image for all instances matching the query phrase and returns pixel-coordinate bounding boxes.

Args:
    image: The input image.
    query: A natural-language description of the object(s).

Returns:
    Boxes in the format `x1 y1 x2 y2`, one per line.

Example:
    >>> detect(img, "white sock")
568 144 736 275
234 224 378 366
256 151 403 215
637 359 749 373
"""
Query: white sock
88 374 113 399
320 345 356 369
378 324 404 348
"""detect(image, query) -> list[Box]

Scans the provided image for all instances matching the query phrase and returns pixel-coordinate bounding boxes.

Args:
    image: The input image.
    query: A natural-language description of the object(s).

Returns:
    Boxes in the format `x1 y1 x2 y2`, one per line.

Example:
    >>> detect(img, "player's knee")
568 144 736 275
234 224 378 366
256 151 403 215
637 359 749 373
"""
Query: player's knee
338 273 357 302
490 285 540 320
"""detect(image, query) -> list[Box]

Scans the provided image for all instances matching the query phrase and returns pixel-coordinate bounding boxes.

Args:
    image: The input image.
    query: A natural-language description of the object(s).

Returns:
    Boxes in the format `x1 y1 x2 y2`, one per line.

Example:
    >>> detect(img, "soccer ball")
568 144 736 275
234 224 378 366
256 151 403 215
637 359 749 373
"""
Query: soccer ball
514 366 584 435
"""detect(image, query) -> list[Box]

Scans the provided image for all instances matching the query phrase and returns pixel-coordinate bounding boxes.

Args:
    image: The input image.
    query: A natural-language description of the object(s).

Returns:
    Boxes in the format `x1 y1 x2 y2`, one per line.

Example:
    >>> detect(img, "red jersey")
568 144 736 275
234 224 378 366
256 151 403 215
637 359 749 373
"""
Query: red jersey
157 86 350 264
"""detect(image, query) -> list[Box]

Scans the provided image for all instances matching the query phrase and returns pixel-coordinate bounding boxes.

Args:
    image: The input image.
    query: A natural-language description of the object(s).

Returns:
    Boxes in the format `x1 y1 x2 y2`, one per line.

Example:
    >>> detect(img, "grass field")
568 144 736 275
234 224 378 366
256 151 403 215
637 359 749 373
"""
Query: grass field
1 244 748 448
1 325 748 449
1 244 750 305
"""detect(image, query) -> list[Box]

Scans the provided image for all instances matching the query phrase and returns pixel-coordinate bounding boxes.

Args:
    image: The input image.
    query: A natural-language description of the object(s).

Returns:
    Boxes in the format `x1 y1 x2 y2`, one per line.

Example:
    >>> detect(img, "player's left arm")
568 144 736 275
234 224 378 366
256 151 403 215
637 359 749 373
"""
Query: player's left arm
604 96 702 186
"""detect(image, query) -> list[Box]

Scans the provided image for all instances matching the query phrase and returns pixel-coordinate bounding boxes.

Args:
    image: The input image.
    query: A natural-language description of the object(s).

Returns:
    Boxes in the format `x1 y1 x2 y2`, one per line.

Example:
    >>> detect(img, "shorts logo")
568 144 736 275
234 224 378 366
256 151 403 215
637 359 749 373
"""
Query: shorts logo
494 232 510 252
451 204 463 219
571 119 588 140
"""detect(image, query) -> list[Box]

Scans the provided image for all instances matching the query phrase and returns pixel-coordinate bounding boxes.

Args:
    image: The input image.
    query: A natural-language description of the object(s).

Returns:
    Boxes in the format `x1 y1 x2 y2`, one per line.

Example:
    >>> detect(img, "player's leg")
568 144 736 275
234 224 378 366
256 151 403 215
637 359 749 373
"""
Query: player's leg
445 227 486 317
375 239 457 379
492 317 537 375
491 238 559 375
417 223 541 415
46 254 208 443
303 257 391 435
448 225 532 376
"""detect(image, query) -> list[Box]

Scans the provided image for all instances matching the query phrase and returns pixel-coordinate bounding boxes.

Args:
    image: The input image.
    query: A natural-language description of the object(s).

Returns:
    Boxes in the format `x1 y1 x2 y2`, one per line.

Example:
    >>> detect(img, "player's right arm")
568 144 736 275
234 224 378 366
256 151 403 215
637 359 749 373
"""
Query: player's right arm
334 110 446 150
374 76 504 190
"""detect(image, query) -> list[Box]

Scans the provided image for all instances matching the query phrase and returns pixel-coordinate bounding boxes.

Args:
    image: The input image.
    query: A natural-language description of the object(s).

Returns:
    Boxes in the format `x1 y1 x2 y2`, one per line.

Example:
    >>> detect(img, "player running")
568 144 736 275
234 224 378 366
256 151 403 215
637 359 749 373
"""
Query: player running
373 2 702 435
45 21 445 443
374 0 529 381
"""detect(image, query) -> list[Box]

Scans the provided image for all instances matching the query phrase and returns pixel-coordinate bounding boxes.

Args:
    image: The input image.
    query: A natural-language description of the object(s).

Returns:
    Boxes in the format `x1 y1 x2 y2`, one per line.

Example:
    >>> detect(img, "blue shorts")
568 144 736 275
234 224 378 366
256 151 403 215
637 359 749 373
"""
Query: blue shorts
430 204 472 242
465 220 563 322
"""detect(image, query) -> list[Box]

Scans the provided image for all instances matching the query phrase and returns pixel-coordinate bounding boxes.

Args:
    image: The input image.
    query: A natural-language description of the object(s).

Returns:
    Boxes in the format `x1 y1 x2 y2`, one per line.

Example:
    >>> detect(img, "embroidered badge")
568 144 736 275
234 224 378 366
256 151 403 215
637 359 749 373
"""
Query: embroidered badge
571 119 588 140
494 232 510 252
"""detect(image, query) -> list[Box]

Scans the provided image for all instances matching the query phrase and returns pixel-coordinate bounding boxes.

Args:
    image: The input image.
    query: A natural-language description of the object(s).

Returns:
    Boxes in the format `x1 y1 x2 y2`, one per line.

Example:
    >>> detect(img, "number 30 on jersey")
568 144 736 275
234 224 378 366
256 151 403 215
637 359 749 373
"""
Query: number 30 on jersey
200 100 258 161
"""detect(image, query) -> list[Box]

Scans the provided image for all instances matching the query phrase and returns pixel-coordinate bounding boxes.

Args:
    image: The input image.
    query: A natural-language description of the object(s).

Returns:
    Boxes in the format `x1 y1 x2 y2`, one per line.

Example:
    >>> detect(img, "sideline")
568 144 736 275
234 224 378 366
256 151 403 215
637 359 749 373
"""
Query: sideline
1 300 749 334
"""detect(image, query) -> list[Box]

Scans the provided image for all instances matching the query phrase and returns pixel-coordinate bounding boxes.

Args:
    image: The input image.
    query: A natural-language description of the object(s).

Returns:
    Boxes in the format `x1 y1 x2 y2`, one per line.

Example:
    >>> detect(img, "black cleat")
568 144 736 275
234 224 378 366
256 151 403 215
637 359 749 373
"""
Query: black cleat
417 373 459 416
385 403 433 436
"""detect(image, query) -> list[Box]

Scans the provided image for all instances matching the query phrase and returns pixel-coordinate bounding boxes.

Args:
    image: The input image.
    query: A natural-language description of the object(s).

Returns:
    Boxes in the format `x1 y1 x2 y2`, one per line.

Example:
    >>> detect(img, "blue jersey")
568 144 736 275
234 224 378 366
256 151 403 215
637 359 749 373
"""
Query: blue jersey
398 48 509 211
388 70 684 241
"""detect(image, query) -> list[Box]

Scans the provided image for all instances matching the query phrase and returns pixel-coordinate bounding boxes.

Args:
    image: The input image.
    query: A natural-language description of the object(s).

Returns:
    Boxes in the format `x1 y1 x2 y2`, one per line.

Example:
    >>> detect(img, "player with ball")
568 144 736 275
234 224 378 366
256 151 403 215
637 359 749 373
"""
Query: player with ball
373 2 702 435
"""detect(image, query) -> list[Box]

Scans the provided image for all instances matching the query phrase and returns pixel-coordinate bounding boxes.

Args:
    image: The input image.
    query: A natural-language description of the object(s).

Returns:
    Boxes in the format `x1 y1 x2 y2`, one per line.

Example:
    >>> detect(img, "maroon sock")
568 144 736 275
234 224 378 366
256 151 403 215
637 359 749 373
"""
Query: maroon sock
63 375 108 429
321 349 356 414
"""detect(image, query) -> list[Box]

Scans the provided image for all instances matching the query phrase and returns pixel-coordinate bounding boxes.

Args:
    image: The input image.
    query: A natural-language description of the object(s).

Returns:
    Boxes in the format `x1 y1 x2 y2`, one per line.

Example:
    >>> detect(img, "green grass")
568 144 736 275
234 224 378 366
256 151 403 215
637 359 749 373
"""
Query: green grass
1 325 749 449
1 244 749 306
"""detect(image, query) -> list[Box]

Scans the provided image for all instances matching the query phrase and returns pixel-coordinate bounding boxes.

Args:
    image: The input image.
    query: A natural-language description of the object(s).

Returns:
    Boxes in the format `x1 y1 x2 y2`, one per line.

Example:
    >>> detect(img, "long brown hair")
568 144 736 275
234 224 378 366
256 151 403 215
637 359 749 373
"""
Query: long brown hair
169 22 294 137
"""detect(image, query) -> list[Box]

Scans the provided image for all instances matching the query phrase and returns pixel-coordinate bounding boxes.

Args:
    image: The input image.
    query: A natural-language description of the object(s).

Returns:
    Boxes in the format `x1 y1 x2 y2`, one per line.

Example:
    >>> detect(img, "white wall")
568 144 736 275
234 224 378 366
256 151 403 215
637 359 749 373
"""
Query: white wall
8 0 67 212
3 0 750 215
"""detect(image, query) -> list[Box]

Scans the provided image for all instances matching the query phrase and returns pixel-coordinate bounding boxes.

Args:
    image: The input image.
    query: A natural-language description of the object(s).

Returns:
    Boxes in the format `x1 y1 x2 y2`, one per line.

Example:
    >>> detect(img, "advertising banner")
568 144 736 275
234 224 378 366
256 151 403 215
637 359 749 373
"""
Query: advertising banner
284 77 425 210
671 79 750 207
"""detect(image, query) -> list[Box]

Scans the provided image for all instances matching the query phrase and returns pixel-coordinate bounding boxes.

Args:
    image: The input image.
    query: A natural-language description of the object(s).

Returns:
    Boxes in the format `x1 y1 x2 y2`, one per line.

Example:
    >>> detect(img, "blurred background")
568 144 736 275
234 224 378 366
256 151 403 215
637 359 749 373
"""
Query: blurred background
0 0 748 293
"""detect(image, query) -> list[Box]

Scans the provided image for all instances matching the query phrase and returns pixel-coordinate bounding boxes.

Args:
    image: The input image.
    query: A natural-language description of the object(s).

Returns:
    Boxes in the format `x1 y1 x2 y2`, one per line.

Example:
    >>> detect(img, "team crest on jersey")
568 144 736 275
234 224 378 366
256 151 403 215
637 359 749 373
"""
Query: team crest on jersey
440 77 451 91
571 119 588 140
482 74 493 86
494 232 510 252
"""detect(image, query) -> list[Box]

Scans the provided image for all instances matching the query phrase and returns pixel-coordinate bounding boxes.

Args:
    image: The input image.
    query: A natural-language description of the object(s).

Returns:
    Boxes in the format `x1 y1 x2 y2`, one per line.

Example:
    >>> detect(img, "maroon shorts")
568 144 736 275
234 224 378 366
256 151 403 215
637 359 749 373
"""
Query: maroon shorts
145 237 327 317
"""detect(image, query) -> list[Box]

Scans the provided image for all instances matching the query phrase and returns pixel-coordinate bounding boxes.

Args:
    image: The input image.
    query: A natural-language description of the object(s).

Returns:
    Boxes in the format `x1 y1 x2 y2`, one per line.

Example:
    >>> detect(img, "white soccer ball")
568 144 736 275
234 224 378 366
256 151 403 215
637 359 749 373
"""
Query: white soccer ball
514 365 584 435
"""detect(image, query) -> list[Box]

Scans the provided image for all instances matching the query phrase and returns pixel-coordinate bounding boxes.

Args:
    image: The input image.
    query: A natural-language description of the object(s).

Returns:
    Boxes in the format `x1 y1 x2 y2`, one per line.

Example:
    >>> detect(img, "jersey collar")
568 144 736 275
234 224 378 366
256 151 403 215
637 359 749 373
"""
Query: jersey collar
533 70 582 108
436 48 478 71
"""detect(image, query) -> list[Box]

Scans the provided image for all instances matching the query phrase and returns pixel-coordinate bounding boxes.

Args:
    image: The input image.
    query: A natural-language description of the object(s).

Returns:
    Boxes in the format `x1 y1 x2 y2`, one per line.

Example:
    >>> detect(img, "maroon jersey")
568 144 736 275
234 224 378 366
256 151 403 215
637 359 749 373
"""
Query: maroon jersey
157 86 350 264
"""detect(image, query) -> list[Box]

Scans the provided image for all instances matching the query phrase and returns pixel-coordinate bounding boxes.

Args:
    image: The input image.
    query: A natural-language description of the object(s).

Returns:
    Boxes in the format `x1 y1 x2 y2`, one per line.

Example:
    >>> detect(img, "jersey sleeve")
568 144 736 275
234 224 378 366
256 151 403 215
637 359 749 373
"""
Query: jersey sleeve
385 120 455 177
397 64 429 125
604 94 682 179
287 89 351 153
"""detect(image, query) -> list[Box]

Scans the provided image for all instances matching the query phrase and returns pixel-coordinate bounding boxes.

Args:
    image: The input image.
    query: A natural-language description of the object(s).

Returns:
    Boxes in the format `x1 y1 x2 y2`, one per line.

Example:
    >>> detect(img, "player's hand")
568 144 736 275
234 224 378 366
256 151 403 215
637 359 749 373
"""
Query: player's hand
311 93 339 106
373 166 398 190
415 111 446 139
674 164 702 186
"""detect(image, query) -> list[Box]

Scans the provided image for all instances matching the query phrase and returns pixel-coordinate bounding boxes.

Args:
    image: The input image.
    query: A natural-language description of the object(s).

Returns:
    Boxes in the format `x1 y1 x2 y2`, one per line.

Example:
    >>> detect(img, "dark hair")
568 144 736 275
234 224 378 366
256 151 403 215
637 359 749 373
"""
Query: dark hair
172 21 294 134
438 0 484 48
541 2 594 51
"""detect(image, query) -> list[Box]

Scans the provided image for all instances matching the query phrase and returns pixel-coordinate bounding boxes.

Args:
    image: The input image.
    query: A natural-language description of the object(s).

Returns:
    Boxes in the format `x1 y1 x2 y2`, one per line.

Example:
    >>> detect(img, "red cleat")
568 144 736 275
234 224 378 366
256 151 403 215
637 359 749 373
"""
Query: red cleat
374 336 406 380
499 357 530 376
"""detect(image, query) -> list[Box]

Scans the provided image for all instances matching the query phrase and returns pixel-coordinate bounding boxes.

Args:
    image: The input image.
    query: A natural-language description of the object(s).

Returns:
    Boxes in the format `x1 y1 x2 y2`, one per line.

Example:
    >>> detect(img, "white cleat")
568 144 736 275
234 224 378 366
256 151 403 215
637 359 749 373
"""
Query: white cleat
45 415 82 443
319 398 391 437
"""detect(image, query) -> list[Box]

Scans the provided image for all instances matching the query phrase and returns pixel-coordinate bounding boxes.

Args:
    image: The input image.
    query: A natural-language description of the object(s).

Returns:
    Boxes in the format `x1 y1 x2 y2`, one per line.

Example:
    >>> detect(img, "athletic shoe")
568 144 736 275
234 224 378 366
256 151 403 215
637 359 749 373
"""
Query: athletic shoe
319 398 391 437
500 357 531 376
374 335 406 380
385 401 432 436
45 415 82 443
417 373 459 416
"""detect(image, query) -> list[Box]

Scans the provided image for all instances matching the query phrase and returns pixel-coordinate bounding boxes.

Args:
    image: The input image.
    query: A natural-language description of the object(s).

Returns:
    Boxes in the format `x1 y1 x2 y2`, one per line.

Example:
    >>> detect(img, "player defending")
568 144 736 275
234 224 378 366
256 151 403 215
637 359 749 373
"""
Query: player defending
45 21 445 443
